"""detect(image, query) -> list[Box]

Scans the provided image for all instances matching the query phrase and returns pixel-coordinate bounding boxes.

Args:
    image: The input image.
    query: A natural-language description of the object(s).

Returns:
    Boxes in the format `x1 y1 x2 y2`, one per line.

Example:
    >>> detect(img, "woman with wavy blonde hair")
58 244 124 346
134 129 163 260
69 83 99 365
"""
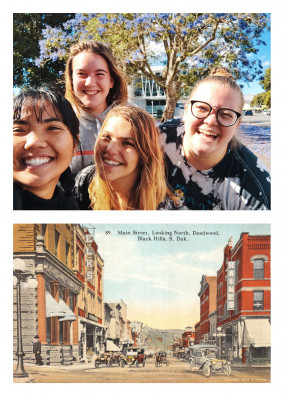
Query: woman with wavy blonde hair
73 105 175 210
65 40 128 175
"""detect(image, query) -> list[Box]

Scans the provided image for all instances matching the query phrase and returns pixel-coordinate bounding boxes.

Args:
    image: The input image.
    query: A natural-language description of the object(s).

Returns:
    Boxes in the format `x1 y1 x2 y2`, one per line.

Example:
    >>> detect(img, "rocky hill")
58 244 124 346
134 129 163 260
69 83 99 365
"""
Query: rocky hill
142 326 184 351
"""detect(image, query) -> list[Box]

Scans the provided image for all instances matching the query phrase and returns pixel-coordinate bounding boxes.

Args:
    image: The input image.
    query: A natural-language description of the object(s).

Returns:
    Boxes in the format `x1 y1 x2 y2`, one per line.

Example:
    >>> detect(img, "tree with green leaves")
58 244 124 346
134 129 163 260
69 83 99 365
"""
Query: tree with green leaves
251 66 271 109
18 13 270 121
13 13 75 89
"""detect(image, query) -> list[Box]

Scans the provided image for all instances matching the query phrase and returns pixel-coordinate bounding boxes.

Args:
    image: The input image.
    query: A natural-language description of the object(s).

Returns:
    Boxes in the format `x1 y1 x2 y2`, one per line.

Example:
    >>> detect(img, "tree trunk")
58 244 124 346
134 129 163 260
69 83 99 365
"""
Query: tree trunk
160 84 178 123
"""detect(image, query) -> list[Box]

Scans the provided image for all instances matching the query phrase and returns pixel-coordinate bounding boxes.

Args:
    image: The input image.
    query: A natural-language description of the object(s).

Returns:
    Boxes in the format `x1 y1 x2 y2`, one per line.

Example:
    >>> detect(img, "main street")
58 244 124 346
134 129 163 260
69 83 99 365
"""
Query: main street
16 356 270 383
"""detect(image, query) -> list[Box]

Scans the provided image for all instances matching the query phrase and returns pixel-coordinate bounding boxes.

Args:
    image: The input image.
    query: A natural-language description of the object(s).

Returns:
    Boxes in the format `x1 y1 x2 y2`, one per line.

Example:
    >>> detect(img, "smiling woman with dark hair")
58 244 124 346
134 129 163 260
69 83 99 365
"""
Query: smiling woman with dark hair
13 87 80 210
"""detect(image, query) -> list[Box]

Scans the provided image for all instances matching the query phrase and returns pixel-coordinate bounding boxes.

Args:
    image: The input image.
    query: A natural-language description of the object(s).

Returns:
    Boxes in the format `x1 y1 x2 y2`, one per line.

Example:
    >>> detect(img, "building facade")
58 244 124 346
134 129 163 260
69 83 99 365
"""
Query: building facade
13 224 105 365
182 327 195 347
217 234 271 363
73 225 104 360
128 66 186 118
198 275 217 343
13 224 82 365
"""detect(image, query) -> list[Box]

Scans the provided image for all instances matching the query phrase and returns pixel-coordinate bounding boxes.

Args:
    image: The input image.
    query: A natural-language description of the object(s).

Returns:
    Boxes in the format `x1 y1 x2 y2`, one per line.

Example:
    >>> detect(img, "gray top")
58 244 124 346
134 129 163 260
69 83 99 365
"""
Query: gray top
69 105 113 175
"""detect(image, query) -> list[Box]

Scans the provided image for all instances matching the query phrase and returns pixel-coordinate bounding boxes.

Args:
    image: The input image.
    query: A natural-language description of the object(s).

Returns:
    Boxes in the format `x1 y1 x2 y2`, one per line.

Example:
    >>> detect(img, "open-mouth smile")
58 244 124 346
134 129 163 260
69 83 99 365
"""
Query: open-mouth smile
103 158 124 167
83 90 100 95
198 129 219 140
22 157 54 167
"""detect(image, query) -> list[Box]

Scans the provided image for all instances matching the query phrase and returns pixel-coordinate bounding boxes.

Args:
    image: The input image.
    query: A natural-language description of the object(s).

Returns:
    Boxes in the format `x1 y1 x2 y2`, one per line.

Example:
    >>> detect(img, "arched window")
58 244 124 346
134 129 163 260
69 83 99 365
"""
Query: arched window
251 255 268 279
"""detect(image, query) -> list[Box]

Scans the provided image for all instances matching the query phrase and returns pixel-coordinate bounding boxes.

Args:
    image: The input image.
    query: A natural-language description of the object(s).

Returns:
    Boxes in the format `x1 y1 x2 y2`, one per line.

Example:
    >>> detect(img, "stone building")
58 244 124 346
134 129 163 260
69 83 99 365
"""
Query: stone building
104 300 131 351
13 224 105 365
13 224 82 365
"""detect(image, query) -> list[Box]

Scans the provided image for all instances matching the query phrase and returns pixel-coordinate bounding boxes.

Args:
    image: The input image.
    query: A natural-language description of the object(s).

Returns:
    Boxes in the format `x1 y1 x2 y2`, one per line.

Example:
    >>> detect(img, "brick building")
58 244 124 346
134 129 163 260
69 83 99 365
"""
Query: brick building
182 326 195 347
216 233 271 363
198 275 217 343
74 225 104 360
194 321 201 344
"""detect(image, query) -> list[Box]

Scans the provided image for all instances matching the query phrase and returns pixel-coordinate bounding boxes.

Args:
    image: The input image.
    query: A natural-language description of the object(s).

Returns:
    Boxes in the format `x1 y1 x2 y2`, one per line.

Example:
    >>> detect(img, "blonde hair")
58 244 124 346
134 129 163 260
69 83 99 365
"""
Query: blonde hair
88 105 171 210
65 40 128 115
188 66 244 112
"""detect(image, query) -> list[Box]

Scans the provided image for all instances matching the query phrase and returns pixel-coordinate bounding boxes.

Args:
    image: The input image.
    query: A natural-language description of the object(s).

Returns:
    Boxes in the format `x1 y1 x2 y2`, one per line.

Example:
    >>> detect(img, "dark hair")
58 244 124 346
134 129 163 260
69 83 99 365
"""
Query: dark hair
13 86 80 147
13 87 81 194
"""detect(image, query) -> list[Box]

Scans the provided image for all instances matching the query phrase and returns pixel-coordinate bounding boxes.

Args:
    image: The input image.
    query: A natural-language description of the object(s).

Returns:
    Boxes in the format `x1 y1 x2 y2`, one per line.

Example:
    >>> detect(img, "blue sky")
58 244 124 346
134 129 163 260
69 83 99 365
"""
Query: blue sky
85 224 270 329
238 29 271 95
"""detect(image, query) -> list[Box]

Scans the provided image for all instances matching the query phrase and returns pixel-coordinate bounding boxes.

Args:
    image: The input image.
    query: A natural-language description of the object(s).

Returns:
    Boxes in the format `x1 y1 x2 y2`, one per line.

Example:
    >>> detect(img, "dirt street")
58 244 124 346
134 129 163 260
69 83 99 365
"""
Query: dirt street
15 356 270 383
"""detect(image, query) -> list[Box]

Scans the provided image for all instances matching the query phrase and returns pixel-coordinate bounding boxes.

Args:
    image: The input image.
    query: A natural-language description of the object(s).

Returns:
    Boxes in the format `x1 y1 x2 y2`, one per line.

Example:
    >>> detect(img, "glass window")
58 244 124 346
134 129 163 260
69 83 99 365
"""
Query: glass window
55 229 60 257
65 241 70 265
254 291 264 310
254 259 265 279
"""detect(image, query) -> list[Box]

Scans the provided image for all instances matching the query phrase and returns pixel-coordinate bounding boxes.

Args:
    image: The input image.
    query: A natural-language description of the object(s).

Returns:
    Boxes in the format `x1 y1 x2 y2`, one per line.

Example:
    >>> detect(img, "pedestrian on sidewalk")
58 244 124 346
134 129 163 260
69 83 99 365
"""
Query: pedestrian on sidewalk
33 335 43 365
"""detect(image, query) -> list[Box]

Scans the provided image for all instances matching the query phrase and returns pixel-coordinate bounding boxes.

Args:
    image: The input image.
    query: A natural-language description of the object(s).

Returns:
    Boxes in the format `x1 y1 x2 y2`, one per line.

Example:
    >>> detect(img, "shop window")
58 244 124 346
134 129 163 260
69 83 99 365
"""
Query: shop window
254 291 264 310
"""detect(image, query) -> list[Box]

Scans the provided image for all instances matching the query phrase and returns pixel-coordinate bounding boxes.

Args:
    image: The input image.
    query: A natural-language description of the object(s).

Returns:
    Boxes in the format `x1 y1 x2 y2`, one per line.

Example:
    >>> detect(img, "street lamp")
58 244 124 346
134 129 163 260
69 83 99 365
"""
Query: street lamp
13 258 38 379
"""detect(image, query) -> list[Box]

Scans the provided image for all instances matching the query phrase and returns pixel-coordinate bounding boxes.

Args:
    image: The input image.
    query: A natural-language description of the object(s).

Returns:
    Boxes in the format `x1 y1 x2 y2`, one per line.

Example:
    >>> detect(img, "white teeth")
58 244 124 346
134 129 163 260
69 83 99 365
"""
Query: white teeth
24 157 51 166
199 130 218 137
104 159 121 166
85 91 99 95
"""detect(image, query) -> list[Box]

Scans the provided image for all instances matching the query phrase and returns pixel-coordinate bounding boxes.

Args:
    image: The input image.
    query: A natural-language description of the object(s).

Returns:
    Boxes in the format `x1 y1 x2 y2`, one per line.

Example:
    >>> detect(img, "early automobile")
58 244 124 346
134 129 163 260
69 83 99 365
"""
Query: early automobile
94 352 113 368
111 352 125 367
121 347 146 368
188 344 231 377
155 351 169 367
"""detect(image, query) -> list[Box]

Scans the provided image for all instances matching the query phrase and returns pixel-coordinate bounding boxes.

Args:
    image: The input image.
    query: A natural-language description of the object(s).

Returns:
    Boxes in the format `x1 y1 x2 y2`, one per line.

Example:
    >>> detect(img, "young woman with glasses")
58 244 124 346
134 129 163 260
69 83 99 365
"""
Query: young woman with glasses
160 67 271 210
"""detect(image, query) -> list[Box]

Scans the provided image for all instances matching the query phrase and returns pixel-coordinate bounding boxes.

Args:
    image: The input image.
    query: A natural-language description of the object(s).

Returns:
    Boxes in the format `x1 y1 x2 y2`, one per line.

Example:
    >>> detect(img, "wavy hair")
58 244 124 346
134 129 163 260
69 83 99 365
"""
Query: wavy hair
88 105 171 210
65 40 128 115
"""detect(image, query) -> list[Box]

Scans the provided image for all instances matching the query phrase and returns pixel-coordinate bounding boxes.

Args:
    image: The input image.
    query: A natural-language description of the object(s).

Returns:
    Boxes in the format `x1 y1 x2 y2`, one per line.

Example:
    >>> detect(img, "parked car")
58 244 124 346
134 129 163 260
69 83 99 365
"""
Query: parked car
121 347 146 367
244 110 253 116
111 352 125 367
94 352 113 368
188 344 231 377
263 110 271 115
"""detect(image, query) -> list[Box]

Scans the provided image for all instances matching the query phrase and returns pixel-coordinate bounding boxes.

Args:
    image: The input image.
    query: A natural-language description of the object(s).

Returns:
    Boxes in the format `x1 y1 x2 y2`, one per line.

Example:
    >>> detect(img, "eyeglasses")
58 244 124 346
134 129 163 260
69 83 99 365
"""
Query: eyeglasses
190 100 241 127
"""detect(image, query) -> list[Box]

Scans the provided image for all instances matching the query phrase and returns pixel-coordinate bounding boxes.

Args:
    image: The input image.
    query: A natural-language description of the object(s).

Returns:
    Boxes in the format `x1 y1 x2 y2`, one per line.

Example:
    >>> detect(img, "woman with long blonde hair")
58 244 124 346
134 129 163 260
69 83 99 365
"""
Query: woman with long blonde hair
73 105 176 210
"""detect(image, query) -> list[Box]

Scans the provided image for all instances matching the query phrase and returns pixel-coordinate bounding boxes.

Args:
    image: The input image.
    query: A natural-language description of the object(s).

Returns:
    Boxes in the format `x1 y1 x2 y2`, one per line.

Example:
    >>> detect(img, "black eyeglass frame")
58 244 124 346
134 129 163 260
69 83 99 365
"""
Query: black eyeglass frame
190 100 241 127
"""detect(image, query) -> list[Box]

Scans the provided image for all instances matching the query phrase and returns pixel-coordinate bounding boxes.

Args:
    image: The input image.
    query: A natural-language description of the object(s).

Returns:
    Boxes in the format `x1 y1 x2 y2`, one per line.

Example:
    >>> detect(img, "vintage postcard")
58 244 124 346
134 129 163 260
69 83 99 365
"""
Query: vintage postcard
13 223 270 383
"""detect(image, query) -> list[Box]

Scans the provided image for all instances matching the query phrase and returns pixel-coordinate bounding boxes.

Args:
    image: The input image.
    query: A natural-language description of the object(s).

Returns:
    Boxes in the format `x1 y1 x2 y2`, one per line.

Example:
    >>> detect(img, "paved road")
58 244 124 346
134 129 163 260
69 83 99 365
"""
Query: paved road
241 114 270 126
15 356 270 383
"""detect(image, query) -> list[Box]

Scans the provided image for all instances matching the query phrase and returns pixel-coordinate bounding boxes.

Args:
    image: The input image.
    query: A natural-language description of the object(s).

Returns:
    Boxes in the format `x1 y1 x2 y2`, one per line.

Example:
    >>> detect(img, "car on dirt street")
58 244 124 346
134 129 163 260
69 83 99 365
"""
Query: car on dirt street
121 347 146 368
94 353 113 368
188 344 231 377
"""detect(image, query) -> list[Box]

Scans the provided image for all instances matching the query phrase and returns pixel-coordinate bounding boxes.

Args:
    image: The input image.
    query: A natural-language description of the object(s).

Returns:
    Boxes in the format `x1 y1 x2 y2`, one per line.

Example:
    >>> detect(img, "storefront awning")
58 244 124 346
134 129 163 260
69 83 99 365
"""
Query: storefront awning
244 319 271 347
106 340 121 352
45 291 66 318
58 298 76 322
45 292 76 321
